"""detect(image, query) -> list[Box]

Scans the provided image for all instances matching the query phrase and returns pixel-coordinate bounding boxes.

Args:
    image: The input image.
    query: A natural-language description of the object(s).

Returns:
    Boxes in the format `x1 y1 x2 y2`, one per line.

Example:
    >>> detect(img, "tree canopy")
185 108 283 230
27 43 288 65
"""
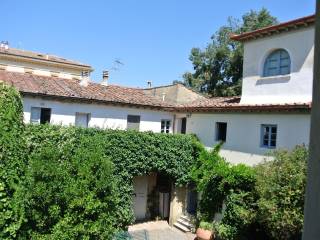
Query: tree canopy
183 8 278 97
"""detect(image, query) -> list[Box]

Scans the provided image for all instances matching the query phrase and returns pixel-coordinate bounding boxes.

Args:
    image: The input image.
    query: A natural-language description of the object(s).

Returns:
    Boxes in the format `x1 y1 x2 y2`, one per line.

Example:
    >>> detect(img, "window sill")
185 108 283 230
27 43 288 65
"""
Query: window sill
260 146 276 149
256 75 291 85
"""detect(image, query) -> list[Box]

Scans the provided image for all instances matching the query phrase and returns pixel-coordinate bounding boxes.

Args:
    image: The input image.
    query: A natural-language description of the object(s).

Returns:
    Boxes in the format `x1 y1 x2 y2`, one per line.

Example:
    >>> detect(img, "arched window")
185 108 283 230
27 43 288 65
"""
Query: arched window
263 49 291 77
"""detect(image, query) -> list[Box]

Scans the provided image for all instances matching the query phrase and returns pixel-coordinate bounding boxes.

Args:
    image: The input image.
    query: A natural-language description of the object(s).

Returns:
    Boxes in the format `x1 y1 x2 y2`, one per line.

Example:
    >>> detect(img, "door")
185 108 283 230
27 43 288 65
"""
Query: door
133 176 148 221
187 187 197 215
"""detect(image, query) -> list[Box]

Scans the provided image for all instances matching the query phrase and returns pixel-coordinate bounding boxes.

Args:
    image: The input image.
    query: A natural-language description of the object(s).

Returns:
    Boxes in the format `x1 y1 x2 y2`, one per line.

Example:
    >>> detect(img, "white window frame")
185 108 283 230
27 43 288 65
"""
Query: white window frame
261 124 277 148
161 120 171 133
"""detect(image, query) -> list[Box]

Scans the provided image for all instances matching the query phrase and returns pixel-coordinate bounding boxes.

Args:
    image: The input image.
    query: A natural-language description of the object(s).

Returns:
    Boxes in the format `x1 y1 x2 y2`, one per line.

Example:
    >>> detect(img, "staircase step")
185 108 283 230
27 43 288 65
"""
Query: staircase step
177 218 194 228
173 222 191 232
180 215 192 222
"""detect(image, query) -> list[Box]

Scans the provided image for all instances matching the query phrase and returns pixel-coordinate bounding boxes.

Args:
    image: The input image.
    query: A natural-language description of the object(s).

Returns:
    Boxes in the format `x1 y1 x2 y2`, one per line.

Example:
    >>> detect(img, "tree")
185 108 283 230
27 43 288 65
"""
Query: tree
183 8 278 97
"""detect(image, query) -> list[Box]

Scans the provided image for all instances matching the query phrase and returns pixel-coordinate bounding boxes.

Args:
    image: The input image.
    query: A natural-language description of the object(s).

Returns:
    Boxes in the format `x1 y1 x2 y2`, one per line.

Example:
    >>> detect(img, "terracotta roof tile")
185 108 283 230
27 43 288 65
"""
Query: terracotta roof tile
0 70 172 109
0 70 311 113
231 14 315 42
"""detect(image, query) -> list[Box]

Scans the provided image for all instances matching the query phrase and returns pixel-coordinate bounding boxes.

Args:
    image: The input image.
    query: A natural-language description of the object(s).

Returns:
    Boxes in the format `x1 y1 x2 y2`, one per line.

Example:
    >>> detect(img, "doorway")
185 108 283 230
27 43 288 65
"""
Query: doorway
133 176 148 221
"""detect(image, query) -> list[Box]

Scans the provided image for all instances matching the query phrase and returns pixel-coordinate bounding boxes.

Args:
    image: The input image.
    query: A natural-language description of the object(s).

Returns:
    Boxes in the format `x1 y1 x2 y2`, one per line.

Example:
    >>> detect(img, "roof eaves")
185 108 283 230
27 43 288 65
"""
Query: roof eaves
231 14 315 42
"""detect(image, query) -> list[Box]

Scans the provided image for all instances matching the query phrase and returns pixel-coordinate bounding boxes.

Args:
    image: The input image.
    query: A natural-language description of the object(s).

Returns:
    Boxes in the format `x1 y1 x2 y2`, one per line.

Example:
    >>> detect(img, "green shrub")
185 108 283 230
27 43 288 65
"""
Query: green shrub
215 146 308 240
255 146 308 240
199 221 214 231
214 191 260 240
0 83 26 239
192 144 256 222
21 134 120 239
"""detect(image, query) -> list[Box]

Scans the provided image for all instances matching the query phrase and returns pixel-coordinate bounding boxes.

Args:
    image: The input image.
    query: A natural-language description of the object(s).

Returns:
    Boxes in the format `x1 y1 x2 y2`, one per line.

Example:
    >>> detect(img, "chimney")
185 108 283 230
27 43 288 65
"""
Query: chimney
162 92 166 102
0 41 9 50
147 81 152 88
80 71 90 87
101 70 109 86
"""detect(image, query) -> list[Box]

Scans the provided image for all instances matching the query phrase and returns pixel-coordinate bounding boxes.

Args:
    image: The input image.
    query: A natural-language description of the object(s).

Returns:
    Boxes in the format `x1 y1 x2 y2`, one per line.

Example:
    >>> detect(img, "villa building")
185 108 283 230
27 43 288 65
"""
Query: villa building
0 14 314 228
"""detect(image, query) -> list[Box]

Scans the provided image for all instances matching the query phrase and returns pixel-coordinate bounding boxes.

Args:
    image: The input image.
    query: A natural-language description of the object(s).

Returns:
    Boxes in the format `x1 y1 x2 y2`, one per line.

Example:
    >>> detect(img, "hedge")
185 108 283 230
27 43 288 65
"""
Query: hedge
0 83 27 239
24 125 201 230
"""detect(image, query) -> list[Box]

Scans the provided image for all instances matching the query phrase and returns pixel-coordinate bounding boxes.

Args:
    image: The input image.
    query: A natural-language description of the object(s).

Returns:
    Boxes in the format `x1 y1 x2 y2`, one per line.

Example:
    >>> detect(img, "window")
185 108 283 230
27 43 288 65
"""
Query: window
75 113 90 128
261 125 277 148
127 115 140 130
161 120 171 133
215 122 227 142
263 49 291 77
30 107 51 124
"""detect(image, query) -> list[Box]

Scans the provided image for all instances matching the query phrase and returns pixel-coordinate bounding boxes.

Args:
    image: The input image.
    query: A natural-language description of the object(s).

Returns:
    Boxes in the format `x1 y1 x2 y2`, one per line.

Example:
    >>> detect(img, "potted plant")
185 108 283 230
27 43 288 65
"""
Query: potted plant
196 221 214 240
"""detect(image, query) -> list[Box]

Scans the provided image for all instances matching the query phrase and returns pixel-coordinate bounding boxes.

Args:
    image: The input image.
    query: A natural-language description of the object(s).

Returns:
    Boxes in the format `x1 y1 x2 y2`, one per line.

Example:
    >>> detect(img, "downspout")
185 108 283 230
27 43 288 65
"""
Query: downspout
172 114 176 134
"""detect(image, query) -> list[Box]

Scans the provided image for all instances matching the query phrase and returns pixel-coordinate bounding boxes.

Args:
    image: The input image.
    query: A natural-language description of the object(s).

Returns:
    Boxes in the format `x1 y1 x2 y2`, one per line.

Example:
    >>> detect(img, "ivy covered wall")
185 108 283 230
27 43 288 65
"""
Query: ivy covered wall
24 125 202 228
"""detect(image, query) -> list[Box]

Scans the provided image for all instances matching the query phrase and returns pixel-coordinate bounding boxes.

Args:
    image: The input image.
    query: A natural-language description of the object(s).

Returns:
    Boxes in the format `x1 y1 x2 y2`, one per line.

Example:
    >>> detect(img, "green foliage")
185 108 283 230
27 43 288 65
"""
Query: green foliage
191 144 256 222
213 146 308 240
20 134 120 239
183 8 277 96
199 221 214 231
23 124 201 235
255 146 308 240
214 191 260 240
0 83 26 239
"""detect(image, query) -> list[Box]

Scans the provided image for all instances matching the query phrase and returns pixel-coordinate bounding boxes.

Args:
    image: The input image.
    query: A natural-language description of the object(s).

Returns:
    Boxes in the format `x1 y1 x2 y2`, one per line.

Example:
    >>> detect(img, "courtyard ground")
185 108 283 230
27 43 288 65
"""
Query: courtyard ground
127 221 196 240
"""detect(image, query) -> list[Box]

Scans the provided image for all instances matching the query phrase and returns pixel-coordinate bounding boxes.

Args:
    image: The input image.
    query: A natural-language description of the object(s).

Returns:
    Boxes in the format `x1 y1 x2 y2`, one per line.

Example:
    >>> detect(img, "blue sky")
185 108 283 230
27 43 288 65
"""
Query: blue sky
1 0 315 87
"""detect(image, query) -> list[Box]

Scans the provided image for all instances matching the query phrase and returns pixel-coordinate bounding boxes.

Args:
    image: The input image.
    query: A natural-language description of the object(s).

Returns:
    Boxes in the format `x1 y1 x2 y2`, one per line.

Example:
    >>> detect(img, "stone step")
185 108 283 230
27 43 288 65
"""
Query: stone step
173 222 191 232
177 218 194 229
180 215 192 222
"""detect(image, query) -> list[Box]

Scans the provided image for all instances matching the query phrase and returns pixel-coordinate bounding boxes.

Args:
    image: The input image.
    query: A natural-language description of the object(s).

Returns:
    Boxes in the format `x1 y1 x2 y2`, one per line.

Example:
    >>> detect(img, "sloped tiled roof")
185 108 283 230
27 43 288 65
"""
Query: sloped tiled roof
0 70 311 113
0 71 172 109
0 47 92 69
231 14 315 42
177 96 310 112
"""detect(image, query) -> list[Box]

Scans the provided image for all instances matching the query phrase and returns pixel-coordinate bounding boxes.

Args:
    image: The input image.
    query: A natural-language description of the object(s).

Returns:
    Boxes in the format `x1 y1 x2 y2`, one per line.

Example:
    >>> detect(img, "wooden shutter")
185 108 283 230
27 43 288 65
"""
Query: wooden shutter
127 115 140 130
30 107 41 124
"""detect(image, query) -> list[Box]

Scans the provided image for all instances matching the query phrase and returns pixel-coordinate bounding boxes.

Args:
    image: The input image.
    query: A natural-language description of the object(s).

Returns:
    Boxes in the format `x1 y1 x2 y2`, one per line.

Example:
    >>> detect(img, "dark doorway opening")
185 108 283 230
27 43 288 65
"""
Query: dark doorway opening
40 108 51 124
181 117 187 134
187 184 197 215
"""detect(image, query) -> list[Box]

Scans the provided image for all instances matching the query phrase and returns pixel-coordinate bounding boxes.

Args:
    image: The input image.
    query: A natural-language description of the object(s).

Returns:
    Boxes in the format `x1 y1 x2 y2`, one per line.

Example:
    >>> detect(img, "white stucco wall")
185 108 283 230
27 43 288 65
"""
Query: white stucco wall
23 96 174 133
241 26 314 105
186 113 310 166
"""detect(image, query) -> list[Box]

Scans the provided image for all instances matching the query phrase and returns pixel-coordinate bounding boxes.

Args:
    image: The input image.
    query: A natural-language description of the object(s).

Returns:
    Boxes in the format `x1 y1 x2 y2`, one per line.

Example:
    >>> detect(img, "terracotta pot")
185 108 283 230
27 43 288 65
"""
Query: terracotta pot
196 228 214 240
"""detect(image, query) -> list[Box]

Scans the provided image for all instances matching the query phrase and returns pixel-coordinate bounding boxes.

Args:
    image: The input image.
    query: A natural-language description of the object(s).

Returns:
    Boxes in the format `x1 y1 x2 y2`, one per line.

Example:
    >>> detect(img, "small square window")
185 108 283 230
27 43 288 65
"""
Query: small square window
161 120 171 133
127 115 140 130
215 122 227 142
261 125 277 148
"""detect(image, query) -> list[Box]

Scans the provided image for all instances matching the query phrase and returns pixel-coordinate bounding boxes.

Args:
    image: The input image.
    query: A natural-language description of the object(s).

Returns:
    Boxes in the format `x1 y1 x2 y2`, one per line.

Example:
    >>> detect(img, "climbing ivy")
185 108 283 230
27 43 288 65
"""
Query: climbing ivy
24 125 202 229
0 83 27 239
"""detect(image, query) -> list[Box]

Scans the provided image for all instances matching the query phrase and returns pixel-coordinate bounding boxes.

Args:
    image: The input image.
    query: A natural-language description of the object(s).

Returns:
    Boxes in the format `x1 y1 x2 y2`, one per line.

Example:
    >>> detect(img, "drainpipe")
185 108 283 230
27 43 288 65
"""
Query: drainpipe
172 114 176 134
